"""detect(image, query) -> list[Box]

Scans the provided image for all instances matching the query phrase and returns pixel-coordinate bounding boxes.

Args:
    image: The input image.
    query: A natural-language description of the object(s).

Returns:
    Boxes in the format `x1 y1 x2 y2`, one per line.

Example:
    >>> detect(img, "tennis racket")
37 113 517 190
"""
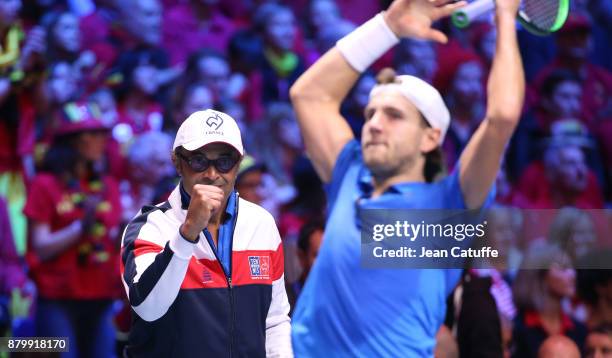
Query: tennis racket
451 0 570 36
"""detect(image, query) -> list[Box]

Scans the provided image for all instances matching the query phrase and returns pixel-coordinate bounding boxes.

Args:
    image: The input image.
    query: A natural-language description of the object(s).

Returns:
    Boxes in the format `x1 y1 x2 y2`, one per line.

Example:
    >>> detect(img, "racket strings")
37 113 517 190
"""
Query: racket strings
520 0 561 30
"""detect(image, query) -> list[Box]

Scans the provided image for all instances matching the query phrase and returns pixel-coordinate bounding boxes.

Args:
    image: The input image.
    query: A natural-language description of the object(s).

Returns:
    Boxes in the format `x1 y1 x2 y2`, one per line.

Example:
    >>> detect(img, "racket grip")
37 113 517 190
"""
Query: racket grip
452 0 496 28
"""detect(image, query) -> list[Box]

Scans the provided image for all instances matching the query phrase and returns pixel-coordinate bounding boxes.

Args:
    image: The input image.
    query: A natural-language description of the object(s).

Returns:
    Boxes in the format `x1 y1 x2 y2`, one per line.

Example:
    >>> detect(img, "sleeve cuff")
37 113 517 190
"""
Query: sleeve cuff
169 231 197 260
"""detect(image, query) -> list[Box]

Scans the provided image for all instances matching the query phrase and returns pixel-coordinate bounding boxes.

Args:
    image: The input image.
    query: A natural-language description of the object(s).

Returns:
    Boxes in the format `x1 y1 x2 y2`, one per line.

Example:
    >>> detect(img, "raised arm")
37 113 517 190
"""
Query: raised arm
290 0 465 182
288 47 359 182
459 0 525 209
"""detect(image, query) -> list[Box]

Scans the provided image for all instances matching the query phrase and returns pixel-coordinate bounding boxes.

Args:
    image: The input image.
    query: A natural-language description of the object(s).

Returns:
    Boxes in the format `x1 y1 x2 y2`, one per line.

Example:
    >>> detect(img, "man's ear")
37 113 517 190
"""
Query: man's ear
171 151 181 176
420 127 440 154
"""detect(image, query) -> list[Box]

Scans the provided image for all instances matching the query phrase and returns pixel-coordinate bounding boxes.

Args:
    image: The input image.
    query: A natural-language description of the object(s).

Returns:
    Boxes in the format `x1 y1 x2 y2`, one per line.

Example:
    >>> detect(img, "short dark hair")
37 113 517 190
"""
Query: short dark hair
590 322 612 336
298 218 325 253
41 134 102 181
541 70 581 99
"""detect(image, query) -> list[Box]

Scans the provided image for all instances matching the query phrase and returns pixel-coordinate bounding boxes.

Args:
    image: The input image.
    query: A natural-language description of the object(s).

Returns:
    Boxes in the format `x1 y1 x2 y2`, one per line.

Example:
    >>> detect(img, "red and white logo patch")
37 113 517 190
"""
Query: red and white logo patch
248 256 270 279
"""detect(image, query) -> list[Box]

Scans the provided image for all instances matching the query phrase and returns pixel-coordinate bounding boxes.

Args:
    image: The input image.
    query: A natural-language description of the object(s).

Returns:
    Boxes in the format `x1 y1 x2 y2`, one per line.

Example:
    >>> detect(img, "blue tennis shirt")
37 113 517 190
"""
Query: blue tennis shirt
291 140 495 357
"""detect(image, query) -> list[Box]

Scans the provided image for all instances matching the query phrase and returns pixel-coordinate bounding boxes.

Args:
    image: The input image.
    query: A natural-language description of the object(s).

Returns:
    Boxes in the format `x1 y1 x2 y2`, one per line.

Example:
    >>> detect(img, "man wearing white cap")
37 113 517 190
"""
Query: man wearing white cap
290 0 524 356
120 109 292 357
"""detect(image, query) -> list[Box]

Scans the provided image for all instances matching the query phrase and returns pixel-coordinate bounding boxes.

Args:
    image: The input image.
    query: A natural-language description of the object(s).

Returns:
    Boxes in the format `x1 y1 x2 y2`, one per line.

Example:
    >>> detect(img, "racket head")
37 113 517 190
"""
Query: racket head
517 0 570 36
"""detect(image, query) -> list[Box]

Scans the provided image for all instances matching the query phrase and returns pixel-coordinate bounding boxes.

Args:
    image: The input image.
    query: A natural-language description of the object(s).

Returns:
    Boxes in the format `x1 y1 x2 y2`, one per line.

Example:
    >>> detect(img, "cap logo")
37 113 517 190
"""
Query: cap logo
205 112 224 130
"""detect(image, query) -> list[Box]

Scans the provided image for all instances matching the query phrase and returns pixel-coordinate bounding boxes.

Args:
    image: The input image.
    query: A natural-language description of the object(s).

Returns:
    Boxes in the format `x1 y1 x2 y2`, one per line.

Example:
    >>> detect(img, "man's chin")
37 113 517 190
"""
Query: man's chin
363 157 394 176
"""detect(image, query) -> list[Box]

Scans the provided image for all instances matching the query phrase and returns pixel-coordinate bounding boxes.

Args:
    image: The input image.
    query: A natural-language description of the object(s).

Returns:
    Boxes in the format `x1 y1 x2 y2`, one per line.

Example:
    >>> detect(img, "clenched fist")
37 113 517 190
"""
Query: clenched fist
180 185 225 241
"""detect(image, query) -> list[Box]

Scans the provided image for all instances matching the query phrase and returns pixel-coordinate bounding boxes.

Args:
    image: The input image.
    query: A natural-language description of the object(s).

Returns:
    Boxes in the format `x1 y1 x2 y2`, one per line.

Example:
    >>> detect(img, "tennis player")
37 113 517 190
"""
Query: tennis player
289 0 524 355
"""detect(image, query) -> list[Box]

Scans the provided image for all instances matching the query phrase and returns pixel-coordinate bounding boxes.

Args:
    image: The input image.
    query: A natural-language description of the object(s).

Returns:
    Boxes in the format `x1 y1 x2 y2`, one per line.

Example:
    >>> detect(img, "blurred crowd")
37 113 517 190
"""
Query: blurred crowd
0 0 611 357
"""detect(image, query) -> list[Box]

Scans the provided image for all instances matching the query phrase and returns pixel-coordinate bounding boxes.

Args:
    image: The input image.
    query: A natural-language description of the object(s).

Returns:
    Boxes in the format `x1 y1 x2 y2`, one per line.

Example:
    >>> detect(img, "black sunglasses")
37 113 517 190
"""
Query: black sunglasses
176 151 239 173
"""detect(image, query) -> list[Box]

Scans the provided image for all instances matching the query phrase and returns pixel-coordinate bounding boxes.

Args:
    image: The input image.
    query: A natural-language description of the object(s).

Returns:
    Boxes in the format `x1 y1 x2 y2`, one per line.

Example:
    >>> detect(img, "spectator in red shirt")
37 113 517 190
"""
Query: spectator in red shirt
507 70 587 180
516 135 605 209
23 101 122 358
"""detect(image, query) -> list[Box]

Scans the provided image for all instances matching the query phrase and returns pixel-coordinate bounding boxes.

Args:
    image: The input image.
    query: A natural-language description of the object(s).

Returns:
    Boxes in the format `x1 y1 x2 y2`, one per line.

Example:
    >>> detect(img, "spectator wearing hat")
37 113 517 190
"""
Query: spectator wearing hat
235 155 266 206
120 109 291 357
23 101 122 358
33 61 80 161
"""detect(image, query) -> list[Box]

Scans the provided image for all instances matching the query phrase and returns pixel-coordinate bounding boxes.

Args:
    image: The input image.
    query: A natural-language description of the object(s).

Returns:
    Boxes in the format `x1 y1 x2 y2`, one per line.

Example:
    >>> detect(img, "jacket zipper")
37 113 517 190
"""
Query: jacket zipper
204 192 239 358
204 232 234 358
228 192 238 358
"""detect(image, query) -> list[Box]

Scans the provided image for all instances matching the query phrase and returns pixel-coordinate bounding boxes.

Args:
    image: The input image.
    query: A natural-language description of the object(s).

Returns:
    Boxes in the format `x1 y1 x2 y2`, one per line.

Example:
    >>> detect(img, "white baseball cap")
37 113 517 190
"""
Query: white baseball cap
173 109 244 155
369 75 450 144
